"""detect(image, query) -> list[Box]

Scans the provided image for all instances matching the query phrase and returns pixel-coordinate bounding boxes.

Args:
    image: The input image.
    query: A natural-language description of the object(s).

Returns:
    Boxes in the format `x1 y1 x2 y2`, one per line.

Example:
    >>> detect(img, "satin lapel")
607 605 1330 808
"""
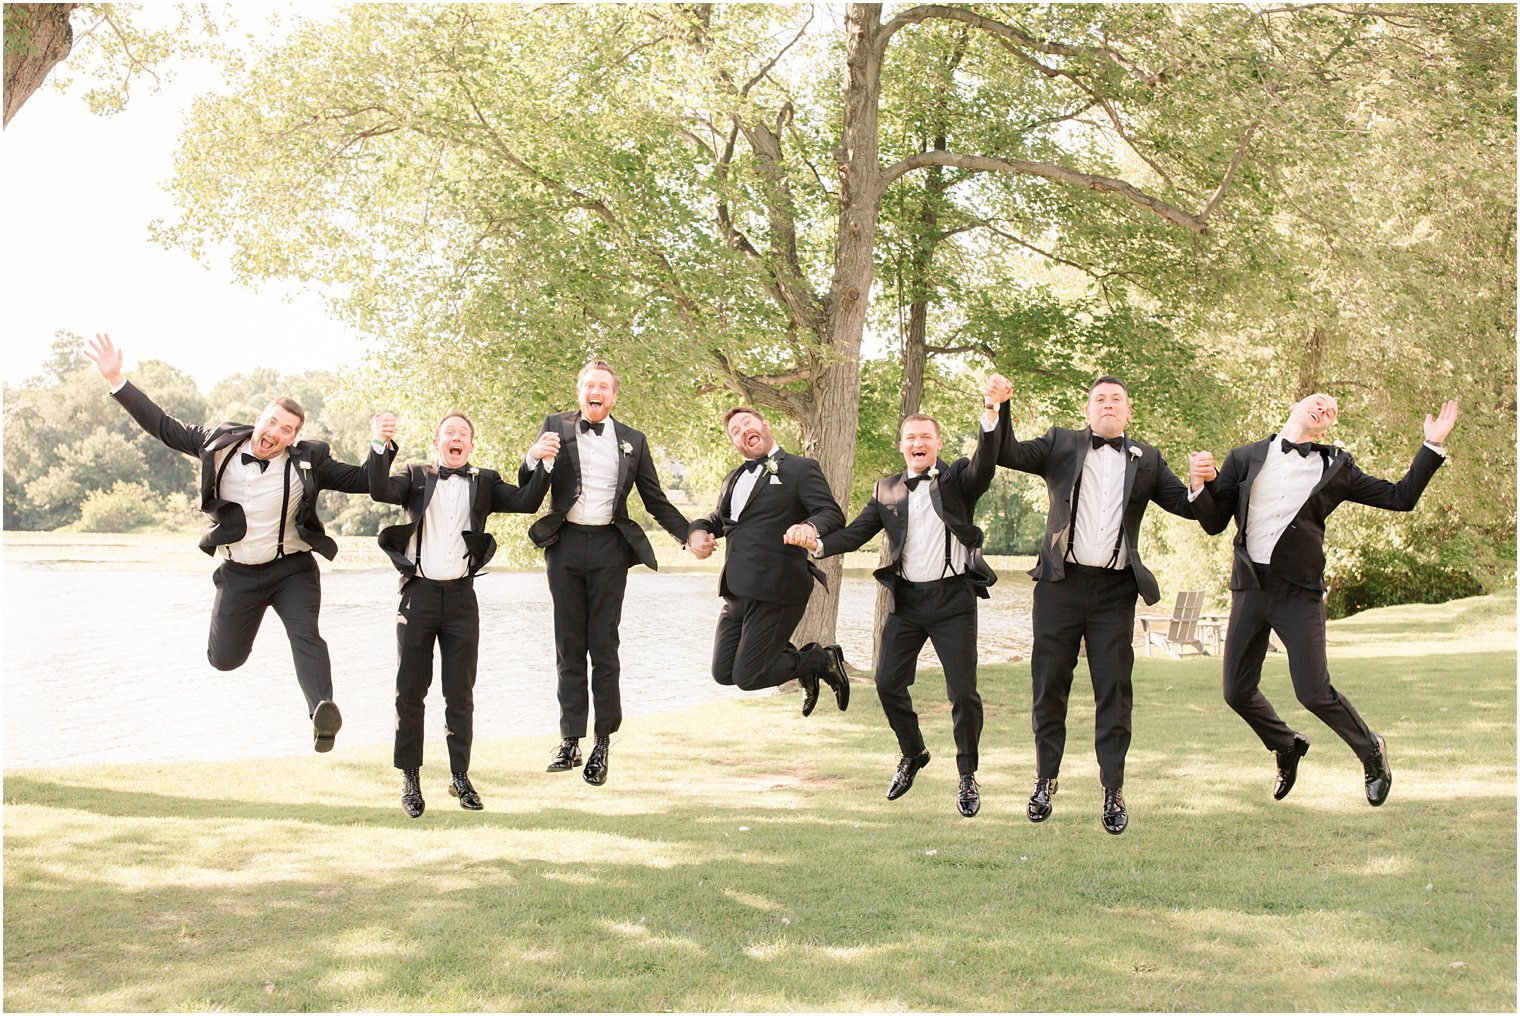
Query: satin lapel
205 427 252 498
885 473 909 552
1121 436 1139 507
1063 429 1089 515
612 420 635 501
288 445 316 506
746 449 782 509
717 465 742 522
1236 439 1272 532
1307 448 1346 501
564 413 584 499
927 459 949 523
421 464 439 516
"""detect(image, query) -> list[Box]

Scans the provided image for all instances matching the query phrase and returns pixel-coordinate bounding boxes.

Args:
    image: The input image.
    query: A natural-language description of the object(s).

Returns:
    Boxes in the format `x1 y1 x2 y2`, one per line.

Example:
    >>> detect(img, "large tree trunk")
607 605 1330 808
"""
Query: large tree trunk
792 2 885 655
3 4 77 128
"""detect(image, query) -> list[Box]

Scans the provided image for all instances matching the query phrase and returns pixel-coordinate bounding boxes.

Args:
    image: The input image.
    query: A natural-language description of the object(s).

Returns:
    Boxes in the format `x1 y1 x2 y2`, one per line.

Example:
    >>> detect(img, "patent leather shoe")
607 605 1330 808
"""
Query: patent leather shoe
1101 786 1127 835
448 771 483 810
546 737 583 772
818 644 850 711
797 643 821 717
956 774 981 818
1363 733 1392 807
312 699 342 753
1273 734 1310 800
1027 776 1057 823
583 736 610 786
400 768 424 819
886 750 930 800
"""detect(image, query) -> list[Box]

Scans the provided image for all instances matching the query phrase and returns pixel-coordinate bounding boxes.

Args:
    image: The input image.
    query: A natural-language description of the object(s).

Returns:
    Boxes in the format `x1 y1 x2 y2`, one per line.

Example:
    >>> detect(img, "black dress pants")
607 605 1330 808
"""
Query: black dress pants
711 595 820 691
393 576 479 773
875 577 982 775
545 523 630 738
1030 564 1138 788
208 551 332 714
1222 564 1377 758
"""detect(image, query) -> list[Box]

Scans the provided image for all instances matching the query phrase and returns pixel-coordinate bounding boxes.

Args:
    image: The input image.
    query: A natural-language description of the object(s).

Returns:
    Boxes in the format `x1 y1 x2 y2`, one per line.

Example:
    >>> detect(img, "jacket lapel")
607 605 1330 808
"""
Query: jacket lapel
1121 436 1139 507
288 444 316 509
564 413 584 500
926 459 949 523
1306 446 1346 501
612 419 635 501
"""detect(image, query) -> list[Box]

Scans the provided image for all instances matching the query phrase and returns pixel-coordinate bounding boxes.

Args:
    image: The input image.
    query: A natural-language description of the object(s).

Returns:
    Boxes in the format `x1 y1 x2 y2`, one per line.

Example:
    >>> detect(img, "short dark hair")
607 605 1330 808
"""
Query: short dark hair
1088 375 1129 397
266 396 306 430
899 413 940 438
577 359 620 394
723 406 765 428
436 411 475 440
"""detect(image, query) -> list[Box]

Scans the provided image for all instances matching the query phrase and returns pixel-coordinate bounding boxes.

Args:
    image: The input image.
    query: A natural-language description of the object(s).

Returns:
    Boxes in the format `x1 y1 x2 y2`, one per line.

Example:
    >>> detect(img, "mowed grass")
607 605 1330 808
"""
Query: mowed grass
5 594 1514 1012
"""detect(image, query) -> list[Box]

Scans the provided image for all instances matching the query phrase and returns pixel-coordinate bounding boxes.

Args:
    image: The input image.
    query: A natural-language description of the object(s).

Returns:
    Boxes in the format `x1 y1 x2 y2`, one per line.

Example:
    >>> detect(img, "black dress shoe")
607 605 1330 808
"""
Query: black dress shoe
886 750 930 800
1363 733 1392 807
546 737 583 772
1027 776 1058 823
797 643 821 717
1273 734 1311 800
400 768 424 819
1101 786 1127 835
956 774 981 818
818 644 850 711
448 771 484 810
583 736 610 786
312 699 342 753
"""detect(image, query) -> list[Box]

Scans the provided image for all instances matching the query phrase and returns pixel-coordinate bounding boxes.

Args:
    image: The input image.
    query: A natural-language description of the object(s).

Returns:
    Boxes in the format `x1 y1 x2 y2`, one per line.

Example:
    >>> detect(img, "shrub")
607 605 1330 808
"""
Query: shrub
76 481 160 533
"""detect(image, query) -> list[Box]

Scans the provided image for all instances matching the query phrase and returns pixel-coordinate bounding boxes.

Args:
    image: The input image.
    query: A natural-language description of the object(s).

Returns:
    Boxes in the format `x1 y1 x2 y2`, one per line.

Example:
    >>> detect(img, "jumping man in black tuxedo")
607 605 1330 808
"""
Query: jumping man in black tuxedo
522 360 693 786
998 375 1212 834
367 411 556 817
85 333 385 753
687 407 849 713
1190 393 1459 807
787 376 1011 816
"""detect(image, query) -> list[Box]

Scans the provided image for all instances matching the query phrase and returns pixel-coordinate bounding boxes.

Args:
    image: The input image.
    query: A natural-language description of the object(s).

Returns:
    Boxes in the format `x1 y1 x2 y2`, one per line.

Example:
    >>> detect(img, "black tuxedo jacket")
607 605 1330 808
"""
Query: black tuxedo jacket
689 449 845 605
818 417 1000 612
112 380 373 560
997 405 1200 606
368 448 551 589
1195 437 1445 592
518 411 690 570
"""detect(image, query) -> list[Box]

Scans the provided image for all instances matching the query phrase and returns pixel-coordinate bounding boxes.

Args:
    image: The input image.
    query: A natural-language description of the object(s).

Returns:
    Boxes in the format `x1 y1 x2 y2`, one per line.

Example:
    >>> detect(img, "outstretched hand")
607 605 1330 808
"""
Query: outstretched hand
84 333 125 388
370 411 398 444
982 373 1013 408
1424 400 1459 445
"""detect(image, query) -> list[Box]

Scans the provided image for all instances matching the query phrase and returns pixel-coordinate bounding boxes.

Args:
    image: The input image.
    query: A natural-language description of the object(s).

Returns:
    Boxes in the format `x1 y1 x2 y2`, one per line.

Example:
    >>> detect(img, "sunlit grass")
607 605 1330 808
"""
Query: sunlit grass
4 594 1514 1011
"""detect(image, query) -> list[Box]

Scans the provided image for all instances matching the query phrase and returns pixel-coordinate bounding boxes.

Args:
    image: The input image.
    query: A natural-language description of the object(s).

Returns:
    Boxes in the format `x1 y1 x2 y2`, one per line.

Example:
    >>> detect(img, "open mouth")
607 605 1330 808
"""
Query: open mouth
256 435 277 454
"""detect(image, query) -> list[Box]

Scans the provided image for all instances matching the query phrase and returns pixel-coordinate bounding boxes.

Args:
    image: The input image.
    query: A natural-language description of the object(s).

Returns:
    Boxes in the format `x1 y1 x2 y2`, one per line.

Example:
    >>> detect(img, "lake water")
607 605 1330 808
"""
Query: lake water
3 557 1035 769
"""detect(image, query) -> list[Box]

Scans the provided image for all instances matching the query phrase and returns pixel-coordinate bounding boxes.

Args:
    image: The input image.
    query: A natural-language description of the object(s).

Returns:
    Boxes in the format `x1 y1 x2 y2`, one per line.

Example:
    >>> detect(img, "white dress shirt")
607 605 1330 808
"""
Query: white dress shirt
1069 438 1129 569
565 418 620 526
217 441 312 565
730 443 780 520
413 468 473 580
900 474 968 582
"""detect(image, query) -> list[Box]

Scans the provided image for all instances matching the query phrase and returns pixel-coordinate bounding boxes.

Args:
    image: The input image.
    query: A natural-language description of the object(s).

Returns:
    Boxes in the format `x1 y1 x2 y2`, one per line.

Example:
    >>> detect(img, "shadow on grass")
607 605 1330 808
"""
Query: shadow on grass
5 643 1515 1012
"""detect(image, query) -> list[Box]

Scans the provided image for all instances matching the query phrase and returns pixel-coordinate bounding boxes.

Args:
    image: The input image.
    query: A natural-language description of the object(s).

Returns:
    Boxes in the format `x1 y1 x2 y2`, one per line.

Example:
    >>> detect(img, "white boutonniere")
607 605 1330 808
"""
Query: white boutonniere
621 440 634 456
927 465 940 480
469 466 479 477
763 456 780 476
1127 444 1142 459
299 460 312 471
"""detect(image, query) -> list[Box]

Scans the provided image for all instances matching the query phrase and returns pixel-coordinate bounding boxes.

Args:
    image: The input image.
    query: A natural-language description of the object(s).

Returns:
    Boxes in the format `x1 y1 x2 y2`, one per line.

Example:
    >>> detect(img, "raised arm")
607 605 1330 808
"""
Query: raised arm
87 333 211 457
995 404 1056 476
494 431 558 513
633 440 691 544
797 459 846 538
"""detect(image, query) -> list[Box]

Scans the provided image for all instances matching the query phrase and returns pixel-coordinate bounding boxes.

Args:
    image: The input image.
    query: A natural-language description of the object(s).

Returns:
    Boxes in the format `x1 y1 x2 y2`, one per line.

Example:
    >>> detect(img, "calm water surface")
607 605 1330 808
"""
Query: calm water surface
4 559 1033 768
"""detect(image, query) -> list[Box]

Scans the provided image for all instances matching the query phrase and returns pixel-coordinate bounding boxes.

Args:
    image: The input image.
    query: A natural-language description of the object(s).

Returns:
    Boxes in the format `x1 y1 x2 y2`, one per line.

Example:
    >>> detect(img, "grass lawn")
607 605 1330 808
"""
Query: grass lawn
5 593 1514 1011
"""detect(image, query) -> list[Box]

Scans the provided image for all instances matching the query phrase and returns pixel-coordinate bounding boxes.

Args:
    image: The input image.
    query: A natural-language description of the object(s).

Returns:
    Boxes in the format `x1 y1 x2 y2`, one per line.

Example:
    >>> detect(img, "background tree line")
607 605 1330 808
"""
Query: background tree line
7 3 1512 622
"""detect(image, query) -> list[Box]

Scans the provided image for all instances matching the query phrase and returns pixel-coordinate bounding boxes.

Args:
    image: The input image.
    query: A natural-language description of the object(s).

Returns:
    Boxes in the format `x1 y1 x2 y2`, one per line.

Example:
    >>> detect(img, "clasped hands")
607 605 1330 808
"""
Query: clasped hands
366 412 561 463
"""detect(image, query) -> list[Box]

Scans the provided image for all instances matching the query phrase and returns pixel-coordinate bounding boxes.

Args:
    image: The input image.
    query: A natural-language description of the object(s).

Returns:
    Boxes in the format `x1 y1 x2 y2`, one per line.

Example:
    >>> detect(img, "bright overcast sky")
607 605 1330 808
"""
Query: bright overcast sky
1 5 368 391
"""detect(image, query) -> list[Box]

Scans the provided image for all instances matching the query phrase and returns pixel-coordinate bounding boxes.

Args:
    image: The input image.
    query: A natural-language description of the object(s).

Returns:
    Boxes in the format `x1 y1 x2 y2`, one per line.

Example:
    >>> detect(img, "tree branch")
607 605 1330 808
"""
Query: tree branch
880 150 1209 233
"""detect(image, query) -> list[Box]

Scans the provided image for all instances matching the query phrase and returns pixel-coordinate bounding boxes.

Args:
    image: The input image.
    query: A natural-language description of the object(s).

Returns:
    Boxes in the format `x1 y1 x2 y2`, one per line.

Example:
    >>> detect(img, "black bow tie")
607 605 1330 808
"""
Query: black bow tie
579 418 605 436
742 458 767 476
438 465 472 480
903 472 932 492
1091 434 1124 451
241 452 270 472
1280 439 1316 458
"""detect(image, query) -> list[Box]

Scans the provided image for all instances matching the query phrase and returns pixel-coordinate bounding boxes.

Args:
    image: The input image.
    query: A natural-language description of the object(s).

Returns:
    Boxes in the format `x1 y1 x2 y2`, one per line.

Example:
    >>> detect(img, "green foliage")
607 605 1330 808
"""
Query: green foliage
50 3 225 116
75 480 159 532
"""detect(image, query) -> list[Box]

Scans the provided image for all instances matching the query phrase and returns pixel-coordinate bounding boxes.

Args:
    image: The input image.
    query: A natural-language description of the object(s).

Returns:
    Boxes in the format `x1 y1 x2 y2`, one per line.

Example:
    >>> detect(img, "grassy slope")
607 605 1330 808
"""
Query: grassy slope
4 593 1514 1011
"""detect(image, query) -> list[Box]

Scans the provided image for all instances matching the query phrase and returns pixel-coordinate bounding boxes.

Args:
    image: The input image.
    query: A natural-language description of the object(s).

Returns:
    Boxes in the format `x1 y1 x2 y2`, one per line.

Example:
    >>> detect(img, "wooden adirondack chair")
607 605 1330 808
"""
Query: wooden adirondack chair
1138 590 1209 658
